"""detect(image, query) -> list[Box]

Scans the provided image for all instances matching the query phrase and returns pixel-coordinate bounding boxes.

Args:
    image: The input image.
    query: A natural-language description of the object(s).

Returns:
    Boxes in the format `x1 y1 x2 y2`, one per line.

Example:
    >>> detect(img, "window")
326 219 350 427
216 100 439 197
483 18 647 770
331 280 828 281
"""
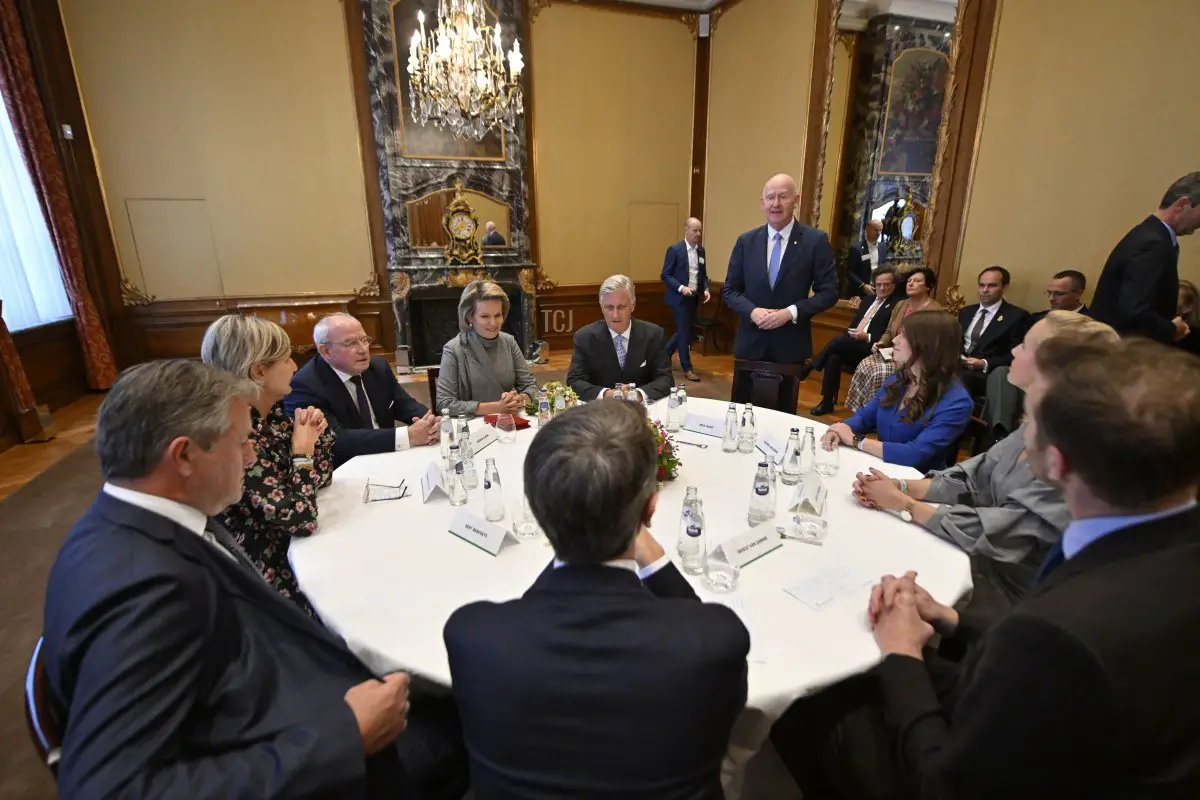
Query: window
0 97 72 332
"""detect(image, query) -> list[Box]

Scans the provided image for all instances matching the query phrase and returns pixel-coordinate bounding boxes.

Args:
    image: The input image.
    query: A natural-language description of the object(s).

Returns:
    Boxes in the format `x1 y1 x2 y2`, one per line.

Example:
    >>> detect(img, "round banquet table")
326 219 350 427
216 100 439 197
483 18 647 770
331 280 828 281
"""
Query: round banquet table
291 396 972 797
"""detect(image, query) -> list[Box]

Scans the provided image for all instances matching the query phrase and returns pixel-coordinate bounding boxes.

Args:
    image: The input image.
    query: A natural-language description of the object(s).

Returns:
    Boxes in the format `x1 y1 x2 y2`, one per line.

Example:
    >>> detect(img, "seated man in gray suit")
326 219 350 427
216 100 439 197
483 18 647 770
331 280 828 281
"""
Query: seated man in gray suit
42 360 466 798
567 274 675 403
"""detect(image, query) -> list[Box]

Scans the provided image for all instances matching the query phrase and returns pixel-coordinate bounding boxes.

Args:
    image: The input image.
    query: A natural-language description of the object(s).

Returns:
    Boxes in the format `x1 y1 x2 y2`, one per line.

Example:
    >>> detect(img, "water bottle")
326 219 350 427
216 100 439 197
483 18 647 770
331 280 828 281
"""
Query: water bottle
748 462 774 526
439 408 454 458
799 426 817 475
483 458 504 522
666 387 681 431
448 446 468 507
679 491 706 576
537 390 551 424
721 403 739 452
737 403 757 453
780 428 803 486
677 486 698 559
457 414 472 461
676 383 688 424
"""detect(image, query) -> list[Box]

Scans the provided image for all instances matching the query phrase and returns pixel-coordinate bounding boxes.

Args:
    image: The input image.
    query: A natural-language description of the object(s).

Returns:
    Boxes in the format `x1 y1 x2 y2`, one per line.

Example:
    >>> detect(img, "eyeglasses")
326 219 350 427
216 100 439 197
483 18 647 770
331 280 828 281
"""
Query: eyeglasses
332 337 373 349
763 192 794 203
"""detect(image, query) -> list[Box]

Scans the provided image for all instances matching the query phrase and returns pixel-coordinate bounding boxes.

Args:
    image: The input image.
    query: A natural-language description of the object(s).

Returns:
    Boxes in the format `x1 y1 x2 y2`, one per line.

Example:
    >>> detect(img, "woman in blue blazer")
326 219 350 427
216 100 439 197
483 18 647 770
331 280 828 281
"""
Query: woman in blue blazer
822 310 972 472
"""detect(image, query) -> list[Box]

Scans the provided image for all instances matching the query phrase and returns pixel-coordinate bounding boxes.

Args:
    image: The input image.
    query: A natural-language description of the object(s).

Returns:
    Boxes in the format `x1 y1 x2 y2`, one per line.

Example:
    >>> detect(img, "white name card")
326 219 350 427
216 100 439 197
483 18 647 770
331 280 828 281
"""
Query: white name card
683 414 723 438
448 509 513 556
420 461 448 503
788 475 828 516
472 426 498 453
719 527 783 569
756 434 786 463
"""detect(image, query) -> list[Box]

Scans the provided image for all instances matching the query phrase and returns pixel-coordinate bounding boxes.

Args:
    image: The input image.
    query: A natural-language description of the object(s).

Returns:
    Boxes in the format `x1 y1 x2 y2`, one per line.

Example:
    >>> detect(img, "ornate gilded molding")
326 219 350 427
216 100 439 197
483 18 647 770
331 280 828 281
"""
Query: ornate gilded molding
922 1 967 268
835 30 857 49
447 268 490 288
120 276 155 306
530 0 699 32
356 272 381 298
528 0 552 21
681 12 700 39
390 271 412 301
518 268 538 296
943 284 966 315
809 0 845 228
534 266 558 291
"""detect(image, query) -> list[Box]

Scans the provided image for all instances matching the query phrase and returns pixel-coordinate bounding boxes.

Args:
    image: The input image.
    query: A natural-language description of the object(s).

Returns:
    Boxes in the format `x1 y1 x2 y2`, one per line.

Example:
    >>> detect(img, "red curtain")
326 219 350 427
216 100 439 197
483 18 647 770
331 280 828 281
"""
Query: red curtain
0 0 116 390
0 302 36 411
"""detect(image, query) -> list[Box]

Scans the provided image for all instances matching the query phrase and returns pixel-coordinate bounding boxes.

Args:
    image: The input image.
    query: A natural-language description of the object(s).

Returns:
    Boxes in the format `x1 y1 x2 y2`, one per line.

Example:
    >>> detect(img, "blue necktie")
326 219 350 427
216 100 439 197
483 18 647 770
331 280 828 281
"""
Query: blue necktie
1033 537 1065 586
768 232 783 289
614 333 627 370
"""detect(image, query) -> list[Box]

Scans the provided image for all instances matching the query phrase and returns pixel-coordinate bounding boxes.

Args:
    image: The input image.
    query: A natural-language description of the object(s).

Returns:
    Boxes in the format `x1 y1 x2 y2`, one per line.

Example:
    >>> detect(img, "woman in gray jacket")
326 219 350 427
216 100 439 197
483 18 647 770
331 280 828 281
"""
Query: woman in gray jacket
437 280 539 417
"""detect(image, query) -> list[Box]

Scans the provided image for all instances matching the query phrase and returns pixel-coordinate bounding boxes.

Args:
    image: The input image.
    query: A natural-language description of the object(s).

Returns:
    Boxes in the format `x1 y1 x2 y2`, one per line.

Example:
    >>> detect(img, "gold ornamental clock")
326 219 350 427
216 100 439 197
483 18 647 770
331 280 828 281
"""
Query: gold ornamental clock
441 180 483 265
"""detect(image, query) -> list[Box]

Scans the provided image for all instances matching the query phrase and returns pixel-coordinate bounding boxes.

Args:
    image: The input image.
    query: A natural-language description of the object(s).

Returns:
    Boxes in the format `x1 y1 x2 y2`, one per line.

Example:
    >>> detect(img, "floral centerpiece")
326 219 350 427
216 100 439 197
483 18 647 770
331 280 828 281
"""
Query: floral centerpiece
648 418 681 484
524 380 578 416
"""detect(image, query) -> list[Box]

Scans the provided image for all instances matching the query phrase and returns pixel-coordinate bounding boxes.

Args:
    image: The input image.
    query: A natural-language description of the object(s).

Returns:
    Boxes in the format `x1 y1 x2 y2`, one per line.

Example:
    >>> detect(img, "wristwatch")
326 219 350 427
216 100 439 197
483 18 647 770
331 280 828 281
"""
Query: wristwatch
899 499 916 523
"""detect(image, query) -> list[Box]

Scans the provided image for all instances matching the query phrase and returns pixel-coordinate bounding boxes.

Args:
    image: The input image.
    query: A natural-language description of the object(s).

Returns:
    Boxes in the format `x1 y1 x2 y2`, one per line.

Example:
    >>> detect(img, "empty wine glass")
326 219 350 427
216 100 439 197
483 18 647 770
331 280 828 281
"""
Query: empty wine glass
496 413 517 444
513 493 540 540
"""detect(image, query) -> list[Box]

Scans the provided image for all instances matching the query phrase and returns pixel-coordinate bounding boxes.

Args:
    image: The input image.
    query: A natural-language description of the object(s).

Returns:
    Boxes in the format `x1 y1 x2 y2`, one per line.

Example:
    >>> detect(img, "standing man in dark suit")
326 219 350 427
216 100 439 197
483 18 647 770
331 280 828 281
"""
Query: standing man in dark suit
1092 172 1200 344
567 274 674 402
445 400 749 799
800 265 899 416
844 219 887 299
958 266 1028 398
722 173 838 395
661 217 710 382
286 312 439 467
42 360 468 798
481 221 506 247
773 336 1200 798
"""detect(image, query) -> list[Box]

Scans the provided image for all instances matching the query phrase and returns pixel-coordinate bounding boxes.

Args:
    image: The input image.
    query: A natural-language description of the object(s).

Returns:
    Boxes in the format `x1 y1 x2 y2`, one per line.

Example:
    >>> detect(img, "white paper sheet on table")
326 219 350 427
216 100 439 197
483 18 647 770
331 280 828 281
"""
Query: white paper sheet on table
784 565 873 612
709 596 767 664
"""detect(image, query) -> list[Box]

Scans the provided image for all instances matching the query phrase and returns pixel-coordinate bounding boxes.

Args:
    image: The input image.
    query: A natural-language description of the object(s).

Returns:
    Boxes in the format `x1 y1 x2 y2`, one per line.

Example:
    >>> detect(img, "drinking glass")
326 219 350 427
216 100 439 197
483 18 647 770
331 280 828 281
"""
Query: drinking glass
702 557 740 593
513 493 540 540
814 439 840 477
496 413 517 444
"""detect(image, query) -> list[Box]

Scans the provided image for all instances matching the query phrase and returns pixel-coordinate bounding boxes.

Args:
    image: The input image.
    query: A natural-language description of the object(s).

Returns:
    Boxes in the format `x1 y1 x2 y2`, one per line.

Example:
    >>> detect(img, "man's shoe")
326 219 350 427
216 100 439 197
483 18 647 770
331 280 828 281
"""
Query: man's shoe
798 362 814 382
810 398 835 416
684 370 701 382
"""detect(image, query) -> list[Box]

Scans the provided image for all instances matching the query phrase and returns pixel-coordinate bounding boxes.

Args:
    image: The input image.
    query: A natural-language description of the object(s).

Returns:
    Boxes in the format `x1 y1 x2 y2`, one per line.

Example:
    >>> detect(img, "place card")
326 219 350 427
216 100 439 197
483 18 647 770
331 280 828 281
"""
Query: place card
718 527 783 569
471 425 498 453
683 414 724 438
448 509 515 556
420 461 448 503
788 475 828 516
756 433 786 464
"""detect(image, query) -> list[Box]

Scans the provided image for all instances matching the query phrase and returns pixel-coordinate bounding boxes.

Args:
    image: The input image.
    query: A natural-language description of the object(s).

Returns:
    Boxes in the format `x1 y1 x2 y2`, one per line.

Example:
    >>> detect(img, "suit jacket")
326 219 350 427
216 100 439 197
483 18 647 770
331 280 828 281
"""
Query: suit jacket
286 355 428 467
877 505 1200 798
1091 215 1180 343
721 222 839 362
566 319 674 402
958 300 1029 371
444 562 749 799
42 492 406 798
846 236 888 294
482 231 506 247
661 240 708 307
849 293 898 344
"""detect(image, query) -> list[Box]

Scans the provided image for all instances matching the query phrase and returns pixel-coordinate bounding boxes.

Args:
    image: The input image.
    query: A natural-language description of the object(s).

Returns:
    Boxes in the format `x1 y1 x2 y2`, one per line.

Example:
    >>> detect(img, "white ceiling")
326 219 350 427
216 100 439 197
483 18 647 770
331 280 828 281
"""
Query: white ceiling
609 0 959 26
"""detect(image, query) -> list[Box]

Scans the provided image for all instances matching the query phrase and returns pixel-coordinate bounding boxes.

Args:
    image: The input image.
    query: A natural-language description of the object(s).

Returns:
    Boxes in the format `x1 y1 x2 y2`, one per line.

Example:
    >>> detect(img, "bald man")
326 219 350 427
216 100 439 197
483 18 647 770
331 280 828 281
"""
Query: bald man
846 219 887 298
661 217 710 380
482 221 506 247
722 174 838 385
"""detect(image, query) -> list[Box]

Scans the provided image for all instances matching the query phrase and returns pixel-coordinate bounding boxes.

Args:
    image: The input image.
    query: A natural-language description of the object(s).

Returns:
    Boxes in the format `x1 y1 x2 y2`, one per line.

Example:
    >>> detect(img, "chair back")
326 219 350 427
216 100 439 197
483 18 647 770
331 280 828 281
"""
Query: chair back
732 359 806 413
426 366 440 414
25 637 63 775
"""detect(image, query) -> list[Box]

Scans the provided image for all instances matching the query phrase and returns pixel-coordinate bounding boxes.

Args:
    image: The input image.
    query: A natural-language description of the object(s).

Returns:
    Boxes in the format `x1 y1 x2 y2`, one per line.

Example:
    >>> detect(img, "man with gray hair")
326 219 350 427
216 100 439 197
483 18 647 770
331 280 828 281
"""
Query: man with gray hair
1091 171 1200 343
445 400 749 797
566 274 674 402
287 312 439 467
41 360 438 797
482 220 505 247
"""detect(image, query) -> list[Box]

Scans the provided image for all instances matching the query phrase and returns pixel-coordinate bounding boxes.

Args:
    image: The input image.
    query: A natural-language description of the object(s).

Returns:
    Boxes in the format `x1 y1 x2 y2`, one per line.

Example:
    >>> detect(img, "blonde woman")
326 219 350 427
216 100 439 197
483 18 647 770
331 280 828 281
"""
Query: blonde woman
437 280 538 417
853 311 1119 618
201 314 334 616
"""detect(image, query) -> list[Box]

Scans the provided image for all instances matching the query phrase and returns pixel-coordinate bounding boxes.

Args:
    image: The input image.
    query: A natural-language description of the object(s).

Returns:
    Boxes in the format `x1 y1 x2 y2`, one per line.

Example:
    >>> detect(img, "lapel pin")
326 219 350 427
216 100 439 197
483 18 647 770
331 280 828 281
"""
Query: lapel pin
998 315 1004 322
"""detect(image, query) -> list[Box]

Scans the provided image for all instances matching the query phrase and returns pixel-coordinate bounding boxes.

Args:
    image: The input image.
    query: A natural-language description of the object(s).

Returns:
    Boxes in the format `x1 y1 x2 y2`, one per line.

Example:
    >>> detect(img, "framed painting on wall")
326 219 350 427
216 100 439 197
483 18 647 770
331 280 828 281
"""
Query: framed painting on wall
388 0 507 161
877 48 948 176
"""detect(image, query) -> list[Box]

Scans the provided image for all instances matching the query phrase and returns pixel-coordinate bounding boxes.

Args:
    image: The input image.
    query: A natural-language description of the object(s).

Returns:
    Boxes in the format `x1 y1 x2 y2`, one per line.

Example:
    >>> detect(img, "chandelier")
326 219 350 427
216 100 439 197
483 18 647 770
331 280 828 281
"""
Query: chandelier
406 1 525 141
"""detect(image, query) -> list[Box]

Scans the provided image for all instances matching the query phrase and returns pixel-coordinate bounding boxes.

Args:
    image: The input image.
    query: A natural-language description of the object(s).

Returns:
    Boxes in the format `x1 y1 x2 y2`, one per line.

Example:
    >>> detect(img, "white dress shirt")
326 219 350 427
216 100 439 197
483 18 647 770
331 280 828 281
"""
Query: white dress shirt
102 482 237 561
553 555 671 580
1159 217 1179 248
866 239 880 268
608 326 648 403
330 365 411 451
765 220 801 323
963 301 1001 368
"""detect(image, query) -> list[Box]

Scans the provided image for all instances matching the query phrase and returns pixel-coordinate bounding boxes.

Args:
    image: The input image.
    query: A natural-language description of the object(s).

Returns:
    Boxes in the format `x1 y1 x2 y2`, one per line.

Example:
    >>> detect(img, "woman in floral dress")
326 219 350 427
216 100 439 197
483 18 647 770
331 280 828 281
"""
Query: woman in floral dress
201 314 335 616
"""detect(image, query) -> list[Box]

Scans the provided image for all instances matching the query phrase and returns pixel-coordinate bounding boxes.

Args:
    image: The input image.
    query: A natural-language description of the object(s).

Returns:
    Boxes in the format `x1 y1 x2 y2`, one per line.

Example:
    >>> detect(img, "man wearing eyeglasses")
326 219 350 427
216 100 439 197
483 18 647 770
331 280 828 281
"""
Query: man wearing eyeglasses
287 313 440 467
722 173 838 400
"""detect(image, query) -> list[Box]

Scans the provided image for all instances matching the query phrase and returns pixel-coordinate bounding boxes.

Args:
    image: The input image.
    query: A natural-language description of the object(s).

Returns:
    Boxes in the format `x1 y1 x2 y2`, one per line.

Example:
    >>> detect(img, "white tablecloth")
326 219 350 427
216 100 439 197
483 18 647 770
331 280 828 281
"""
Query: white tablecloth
291 397 972 792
